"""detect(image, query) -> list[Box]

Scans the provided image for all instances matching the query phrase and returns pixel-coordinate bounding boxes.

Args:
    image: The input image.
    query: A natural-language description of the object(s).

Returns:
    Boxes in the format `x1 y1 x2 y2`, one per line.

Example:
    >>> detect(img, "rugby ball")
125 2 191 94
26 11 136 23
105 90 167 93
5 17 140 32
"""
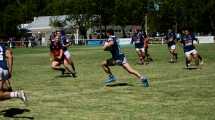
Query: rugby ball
103 41 112 51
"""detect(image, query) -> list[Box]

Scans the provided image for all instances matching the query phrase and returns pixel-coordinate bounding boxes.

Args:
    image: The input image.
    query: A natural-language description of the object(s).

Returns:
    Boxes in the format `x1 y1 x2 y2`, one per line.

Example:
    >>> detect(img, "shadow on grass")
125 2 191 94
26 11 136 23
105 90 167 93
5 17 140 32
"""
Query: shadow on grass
55 74 73 78
105 82 133 87
184 67 200 70
0 108 34 120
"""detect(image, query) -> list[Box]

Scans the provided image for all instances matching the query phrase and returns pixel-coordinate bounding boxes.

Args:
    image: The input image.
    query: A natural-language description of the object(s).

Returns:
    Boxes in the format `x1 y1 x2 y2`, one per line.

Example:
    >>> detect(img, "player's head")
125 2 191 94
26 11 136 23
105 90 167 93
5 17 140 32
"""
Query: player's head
55 36 60 42
133 29 140 33
56 30 61 37
107 29 114 36
61 30 65 36
184 29 190 35
168 29 172 33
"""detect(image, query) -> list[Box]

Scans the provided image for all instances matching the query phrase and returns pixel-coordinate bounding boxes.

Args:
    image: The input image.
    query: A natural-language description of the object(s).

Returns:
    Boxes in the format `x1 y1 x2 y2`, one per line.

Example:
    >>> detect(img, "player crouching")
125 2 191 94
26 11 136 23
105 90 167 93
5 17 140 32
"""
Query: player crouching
50 36 76 77
0 43 27 103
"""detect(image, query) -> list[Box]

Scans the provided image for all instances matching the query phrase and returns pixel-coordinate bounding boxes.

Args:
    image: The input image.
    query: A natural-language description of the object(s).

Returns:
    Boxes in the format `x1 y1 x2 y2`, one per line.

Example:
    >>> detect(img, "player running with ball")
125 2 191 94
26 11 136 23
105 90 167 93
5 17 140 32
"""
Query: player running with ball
101 29 149 87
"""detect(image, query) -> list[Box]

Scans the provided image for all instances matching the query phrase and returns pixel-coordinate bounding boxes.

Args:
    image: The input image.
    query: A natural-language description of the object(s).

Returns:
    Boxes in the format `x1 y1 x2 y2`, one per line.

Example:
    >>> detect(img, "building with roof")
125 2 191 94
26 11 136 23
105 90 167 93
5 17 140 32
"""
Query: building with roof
21 15 68 46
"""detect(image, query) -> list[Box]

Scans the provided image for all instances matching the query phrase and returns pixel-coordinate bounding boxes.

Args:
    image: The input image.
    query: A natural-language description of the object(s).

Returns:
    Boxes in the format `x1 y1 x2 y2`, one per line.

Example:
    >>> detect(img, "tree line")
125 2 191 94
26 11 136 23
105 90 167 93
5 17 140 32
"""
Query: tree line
0 0 214 37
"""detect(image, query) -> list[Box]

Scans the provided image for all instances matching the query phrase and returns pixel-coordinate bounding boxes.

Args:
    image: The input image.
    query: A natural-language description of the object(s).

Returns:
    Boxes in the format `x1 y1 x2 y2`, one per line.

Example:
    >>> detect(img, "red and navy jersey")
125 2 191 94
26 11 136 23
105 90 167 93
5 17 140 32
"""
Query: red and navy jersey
181 35 195 52
0 43 8 69
50 41 63 58
131 32 144 48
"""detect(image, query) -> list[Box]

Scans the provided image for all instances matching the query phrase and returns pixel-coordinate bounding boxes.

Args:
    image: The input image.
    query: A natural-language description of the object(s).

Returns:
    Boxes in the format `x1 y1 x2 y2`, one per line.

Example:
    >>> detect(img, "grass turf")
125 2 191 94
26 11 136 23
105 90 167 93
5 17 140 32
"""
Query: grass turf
0 44 215 120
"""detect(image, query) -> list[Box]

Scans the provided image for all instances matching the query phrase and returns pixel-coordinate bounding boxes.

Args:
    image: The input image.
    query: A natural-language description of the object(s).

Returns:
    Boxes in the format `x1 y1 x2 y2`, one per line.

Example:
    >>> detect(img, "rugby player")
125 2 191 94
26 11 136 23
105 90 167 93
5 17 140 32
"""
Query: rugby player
50 36 76 77
143 32 153 62
165 29 178 63
181 29 201 67
56 31 76 76
191 33 204 65
131 29 145 64
101 29 149 87
0 43 27 102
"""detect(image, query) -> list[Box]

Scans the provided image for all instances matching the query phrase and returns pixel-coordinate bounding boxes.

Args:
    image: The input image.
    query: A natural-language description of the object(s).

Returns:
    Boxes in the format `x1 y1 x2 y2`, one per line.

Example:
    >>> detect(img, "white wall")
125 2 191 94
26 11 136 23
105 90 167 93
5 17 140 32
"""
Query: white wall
196 36 214 43
118 38 131 45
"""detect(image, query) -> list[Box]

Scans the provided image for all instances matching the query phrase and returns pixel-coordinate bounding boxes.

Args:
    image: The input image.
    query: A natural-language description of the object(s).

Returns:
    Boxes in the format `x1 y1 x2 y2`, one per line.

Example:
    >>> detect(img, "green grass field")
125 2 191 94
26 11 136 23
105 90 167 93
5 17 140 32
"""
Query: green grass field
0 44 215 120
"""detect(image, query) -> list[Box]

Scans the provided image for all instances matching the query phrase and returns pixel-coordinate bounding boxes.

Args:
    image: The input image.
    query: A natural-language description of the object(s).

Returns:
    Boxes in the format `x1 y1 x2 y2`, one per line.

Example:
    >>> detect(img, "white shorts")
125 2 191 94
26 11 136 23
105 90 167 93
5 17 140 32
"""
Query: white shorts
64 50 71 59
185 49 198 57
116 56 127 65
0 68 9 80
170 45 176 50
136 48 145 52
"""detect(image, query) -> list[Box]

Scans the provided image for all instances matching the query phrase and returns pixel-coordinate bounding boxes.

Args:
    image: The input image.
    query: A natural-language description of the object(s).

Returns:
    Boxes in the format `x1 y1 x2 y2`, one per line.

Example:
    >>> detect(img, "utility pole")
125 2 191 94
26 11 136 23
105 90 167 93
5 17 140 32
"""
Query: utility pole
145 14 148 35
145 0 160 34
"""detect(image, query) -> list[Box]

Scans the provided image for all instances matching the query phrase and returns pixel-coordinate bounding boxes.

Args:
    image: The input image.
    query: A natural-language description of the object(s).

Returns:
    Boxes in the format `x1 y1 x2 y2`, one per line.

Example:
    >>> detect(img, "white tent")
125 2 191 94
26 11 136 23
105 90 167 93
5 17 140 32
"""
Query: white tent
23 16 67 46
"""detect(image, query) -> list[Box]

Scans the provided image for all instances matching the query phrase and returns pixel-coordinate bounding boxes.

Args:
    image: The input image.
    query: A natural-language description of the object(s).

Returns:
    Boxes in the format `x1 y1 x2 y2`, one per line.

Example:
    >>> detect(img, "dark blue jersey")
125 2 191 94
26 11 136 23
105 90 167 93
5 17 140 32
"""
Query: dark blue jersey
61 35 69 51
108 36 125 60
131 32 144 48
165 32 176 47
181 35 195 52
0 44 8 69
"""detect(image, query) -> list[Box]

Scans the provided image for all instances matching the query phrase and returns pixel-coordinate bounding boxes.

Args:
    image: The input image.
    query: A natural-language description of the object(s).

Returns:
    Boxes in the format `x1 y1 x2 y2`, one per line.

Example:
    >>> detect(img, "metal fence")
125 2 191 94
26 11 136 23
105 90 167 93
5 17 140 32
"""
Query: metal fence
3 37 166 48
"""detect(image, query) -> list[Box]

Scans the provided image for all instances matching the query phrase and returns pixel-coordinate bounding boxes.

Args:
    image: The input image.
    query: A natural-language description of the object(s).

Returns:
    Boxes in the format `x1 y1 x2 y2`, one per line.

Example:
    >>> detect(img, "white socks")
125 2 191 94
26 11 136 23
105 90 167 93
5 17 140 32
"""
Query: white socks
10 91 18 98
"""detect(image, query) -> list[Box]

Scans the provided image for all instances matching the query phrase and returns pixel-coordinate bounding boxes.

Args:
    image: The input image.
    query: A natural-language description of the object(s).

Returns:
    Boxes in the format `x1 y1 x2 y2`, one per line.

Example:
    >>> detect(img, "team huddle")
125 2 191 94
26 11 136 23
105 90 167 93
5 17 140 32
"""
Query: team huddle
0 28 203 105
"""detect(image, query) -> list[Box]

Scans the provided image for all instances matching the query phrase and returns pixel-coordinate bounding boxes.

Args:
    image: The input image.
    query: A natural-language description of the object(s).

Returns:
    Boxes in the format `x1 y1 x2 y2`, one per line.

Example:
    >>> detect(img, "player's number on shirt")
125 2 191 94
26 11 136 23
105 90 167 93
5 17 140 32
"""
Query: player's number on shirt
0 46 3 61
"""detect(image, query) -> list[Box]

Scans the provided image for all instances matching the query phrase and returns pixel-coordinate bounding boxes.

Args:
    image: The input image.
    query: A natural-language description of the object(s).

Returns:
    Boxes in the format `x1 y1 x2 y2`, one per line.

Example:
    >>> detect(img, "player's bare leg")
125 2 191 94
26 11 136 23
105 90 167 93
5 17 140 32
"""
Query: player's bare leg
193 53 199 66
169 49 175 63
198 54 203 64
122 63 141 78
0 81 27 103
122 63 149 87
101 61 116 83
51 61 65 72
137 50 145 64
101 60 112 75
63 59 76 77
145 48 153 62
172 49 178 62
186 55 192 67
0 91 11 100
0 80 12 92
70 59 76 73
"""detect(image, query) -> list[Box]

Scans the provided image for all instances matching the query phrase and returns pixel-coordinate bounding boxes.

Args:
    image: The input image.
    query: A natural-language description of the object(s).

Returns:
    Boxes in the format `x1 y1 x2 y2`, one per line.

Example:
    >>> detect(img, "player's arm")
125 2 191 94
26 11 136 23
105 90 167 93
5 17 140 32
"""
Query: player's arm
6 48 13 78
193 37 199 44
144 37 149 48
49 51 54 61
57 49 64 59
63 43 70 48
130 36 134 44
164 35 168 43
63 40 71 47
62 38 71 48
49 45 54 61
